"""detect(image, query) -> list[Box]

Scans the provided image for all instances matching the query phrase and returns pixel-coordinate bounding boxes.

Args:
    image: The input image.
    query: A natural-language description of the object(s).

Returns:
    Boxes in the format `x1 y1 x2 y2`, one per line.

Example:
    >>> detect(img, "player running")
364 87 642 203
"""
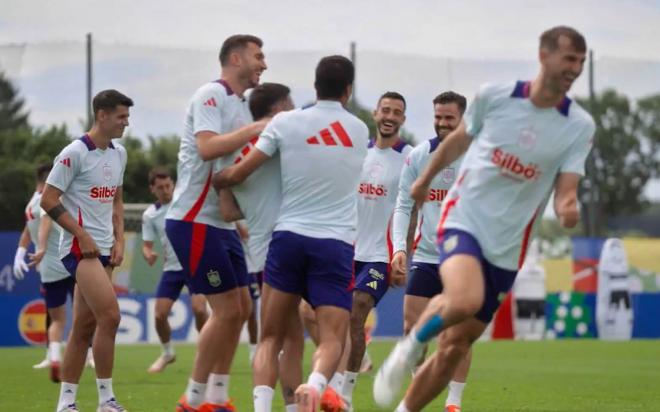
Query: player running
374 26 595 411
167 34 268 412
42 89 132 412
338 91 411 411
13 163 73 383
141 167 209 373
215 55 369 412
390 91 472 412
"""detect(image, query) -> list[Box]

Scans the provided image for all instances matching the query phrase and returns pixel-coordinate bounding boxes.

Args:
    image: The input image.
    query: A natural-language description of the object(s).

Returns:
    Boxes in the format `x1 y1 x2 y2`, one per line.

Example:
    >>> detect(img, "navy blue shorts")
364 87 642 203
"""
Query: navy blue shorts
353 261 389 305
438 228 517 323
405 262 442 298
155 270 193 300
264 231 354 311
166 219 248 296
41 277 75 309
61 253 111 278
248 272 262 300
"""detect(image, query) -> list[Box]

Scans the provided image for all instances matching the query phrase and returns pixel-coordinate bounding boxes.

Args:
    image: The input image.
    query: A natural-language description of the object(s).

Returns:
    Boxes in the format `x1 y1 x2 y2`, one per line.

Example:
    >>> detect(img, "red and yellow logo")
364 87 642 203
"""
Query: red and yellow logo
18 300 47 345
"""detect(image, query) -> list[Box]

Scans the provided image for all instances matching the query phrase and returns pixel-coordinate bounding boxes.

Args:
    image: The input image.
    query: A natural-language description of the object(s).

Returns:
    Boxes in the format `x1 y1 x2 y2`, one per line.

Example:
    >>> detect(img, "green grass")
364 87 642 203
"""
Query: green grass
2 340 660 411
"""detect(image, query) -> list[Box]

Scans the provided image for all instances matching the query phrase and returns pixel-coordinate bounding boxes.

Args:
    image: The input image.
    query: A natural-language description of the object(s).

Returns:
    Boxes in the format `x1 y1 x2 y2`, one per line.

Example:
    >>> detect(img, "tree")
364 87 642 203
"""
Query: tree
0 125 71 230
0 72 29 132
577 90 660 235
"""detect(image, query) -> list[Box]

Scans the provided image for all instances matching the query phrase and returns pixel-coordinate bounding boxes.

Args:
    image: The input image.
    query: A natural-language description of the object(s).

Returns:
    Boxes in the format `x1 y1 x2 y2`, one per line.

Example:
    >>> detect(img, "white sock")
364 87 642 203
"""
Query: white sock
162 341 174 357
446 380 466 406
306 371 328 395
49 341 62 362
328 372 343 392
395 399 411 412
206 374 229 404
185 379 207 408
341 371 358 402
253 385 274 412
249 344 257 364
96 378 115 404
285 404 297 412
57 382 78 410
401 330 425 364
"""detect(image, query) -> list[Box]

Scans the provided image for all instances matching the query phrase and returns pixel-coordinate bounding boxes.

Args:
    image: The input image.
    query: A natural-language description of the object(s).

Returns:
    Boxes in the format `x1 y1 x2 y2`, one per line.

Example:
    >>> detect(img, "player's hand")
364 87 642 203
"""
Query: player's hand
410 178 430 208
13 247 29 279
28 249 46 268
390 250 408 287
143 250 158 266
110 239 125 267
236 222 249 241
78 232 100 259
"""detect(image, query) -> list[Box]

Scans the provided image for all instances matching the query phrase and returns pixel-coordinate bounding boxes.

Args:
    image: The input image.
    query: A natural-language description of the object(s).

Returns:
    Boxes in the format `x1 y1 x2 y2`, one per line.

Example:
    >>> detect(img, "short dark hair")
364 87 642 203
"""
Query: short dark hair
36 163 52 183
93 89 133 117
249 83 291 120
148 166 172 185
378 91 406 111
219 34 263 66
433 91 467 115
314 55 355 100
540 26 587 53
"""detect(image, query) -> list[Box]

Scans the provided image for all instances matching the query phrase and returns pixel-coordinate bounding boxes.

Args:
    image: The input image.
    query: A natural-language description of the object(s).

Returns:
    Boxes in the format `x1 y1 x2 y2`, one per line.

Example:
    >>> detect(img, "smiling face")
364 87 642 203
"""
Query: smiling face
373 97 406 138
98 105 130 139
540 35 586 95
433 102 462 138
237 42 267 89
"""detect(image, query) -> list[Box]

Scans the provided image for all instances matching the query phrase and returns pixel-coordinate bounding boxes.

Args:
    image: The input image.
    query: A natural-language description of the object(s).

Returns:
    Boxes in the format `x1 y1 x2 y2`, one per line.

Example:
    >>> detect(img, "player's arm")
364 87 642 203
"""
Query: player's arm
390 155 418 284
553 173 581 228
110 186 125 267
140 211 158 266
41 184 99 258
213 148 271 189
196 118 268 160
28 213 53 267
218 188 244 222
13 226 31 279
411 123 471 205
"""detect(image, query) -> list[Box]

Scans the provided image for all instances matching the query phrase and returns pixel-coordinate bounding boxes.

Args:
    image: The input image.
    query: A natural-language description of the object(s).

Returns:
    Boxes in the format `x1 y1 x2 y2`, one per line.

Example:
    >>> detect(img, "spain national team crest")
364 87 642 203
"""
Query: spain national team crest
103 163 112 182
18 299 47 345
441 167 455 184
207 270 221 287
444 235 458 254
517 126 537 150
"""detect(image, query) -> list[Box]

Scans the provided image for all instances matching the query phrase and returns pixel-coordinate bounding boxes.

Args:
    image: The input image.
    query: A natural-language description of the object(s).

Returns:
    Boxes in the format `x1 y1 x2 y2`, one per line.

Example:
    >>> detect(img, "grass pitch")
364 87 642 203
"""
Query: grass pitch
2 340 659 411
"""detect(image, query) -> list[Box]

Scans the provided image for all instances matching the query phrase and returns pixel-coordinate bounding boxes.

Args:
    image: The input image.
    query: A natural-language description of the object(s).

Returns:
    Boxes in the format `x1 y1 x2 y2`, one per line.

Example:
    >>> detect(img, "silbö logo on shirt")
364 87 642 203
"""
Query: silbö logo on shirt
491 148 541 182
90 186 118 203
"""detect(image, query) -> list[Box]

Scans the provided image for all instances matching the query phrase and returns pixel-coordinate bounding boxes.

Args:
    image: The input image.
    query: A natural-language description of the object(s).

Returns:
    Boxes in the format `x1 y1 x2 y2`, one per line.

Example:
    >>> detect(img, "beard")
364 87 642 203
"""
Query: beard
435 126 452 138
378 124 400 138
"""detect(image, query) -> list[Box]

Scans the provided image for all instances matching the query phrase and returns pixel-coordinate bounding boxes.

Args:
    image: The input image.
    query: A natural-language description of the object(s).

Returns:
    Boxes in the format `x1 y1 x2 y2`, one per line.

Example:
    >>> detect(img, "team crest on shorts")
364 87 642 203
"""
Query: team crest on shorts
441 168 455 184
443 235 458 253
207 270 221 287
498 292 508 302
103 163 112 181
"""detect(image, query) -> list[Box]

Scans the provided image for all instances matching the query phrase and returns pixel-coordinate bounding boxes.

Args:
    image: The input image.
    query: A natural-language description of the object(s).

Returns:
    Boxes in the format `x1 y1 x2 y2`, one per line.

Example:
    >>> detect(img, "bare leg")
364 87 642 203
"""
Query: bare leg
403 294 430 368
345 290 374 373
403 319 485 411
278 308 305 405
154 297 175 344
190 294 209 332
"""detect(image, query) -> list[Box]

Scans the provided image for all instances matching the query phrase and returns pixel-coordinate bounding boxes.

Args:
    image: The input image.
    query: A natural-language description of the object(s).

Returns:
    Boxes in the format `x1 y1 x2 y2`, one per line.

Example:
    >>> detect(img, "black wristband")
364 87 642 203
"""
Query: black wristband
47 204 66 222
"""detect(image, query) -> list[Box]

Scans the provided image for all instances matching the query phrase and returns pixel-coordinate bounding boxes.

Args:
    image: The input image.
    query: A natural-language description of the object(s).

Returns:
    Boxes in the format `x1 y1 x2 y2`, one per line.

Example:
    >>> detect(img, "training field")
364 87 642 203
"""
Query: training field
3 340 659 411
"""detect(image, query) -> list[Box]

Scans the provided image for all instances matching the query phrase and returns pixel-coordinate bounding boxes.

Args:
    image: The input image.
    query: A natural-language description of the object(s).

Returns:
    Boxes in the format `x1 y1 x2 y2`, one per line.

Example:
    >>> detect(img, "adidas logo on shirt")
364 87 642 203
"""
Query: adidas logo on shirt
306 121 354 147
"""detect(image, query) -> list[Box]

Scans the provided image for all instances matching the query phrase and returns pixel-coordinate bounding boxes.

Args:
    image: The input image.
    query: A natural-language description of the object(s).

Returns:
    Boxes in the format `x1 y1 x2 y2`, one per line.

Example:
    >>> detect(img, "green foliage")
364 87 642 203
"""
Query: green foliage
0 72 29 131
577 90 660 234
